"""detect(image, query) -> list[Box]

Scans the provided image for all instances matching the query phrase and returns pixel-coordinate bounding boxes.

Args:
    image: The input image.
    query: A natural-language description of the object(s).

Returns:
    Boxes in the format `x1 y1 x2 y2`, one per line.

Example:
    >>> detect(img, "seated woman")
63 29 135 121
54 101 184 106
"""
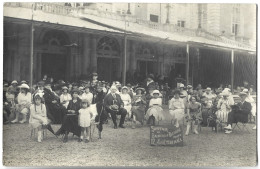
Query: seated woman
29 93 48 142
55 89 82 142
131 87 146 128
11 84 32 124
4 87 16 124
120 86 132 120
185 96 202 135
215 91 233 125
145 90 164 125
169 90 185 128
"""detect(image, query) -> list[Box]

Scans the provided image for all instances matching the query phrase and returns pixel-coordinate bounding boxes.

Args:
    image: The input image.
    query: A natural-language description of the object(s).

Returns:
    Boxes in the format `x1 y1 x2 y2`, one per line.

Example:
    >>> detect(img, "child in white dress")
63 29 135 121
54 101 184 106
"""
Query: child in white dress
29 93 48 142
120 86 132 120
60 86 72 109
78 99 95 143
81 86 94 104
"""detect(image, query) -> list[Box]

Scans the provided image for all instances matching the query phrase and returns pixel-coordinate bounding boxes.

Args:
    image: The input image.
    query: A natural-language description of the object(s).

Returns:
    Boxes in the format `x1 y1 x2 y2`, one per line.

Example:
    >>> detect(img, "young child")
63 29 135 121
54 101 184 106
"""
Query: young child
29 93 48 142
60 86 72 109
78 99 95 143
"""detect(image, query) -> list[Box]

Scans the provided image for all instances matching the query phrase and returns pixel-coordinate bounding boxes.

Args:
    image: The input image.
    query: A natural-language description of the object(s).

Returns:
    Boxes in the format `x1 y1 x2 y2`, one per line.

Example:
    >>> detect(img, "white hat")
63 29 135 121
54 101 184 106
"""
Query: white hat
152 90 160 95
110 85 117 90
206 87 211 91
223 88 231 93
239 91 248 96
121 86 128 91
220 91 230 96
242 89 249 93
19 84 29 89
11 80 18 84
35 92 44 98
179 84 184 88
187 85 193 89
62 86 68 91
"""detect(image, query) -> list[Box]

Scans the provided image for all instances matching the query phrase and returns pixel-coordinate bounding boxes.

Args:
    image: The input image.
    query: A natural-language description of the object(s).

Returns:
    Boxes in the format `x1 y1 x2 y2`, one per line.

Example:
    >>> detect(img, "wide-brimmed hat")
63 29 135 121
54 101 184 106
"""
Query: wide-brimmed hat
239 91 248 96
78 87 84 91
152 90 160 95
220 91 230 97
19 84 29 89
92 72 98 76
34 92 44 98
179 83 185 88
20 80 27 84
37 81 45 86
11 80 18 85
62 86 68 91
135 87 145 93
71 88 79 94
110 85 117 90
187 85 193 89
121 86 128 91
81 99 90 104
206 87 211 91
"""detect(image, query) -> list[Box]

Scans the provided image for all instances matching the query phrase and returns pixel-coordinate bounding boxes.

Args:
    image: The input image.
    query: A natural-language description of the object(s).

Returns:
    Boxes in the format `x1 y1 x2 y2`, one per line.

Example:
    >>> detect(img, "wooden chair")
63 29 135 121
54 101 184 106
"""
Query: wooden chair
30 125 48 140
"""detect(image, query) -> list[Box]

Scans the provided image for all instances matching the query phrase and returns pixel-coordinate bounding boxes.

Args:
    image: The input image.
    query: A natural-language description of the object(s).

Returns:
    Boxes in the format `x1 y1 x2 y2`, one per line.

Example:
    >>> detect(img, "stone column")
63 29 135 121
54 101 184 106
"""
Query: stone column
90 35 97 73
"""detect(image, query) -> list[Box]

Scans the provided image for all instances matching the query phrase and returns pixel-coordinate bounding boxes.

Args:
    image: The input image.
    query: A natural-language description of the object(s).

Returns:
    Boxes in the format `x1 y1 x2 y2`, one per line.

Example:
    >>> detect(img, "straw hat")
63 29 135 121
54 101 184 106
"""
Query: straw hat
206 87 211 91
152 90 160 95
19 84 29 89
11 80 18 85
221 91 230 97
121 86 128 91
62 86 68 91
179 84 185 88
135 87 145 93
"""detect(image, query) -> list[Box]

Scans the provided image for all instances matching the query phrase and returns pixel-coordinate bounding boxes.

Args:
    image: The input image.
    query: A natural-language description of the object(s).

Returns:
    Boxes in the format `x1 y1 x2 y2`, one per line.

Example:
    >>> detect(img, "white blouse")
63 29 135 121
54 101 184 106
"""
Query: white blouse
17 92 32 105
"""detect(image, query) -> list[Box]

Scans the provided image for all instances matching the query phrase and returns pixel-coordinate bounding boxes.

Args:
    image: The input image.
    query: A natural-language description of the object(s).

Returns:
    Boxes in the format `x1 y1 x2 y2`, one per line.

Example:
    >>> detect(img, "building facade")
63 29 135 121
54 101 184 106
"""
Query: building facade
3 3 256 89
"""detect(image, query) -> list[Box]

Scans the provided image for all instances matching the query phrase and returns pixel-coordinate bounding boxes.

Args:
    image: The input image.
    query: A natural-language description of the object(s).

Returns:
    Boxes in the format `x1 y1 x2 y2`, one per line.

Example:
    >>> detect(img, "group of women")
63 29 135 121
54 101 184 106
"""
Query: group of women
3 76 257 143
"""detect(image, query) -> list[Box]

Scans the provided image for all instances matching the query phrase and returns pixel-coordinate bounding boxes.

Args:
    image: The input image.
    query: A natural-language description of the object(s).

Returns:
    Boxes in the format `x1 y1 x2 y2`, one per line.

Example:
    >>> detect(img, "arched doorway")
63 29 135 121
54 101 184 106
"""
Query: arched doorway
40 29 70 81
96 36 121 82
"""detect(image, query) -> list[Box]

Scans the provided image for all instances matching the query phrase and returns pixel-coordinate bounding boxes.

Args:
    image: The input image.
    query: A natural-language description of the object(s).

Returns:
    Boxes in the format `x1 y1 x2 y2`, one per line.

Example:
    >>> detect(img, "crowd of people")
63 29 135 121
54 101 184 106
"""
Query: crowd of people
3 73 257 143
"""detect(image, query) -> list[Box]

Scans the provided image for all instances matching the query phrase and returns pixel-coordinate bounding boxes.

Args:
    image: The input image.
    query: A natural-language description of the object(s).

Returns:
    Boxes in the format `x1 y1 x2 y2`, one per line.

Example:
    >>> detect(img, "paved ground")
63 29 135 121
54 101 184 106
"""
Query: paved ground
3 117 257 167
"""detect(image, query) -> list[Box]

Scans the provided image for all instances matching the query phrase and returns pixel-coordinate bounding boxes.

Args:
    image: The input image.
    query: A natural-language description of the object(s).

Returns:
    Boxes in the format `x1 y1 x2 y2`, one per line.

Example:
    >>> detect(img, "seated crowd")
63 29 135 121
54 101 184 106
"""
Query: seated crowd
3 73 257 143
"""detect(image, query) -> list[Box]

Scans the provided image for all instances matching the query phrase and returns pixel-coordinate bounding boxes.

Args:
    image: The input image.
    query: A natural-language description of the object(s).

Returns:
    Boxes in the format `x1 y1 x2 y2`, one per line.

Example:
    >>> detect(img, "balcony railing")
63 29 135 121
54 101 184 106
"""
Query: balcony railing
4 2 255 50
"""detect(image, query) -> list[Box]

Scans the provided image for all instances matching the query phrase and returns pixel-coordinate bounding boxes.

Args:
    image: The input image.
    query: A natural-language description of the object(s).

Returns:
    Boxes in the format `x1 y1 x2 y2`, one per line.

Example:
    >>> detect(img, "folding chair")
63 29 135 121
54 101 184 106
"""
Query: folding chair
233 122 250 133
30 125 48 140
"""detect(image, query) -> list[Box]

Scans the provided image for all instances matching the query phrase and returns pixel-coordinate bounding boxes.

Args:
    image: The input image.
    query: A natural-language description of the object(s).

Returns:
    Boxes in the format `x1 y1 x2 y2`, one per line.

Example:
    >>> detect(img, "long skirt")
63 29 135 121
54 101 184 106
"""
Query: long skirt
46 104 67 124
146 106 165 121
169 109 185 121
58 115 81 137
216 110 229 123
132 105 146 123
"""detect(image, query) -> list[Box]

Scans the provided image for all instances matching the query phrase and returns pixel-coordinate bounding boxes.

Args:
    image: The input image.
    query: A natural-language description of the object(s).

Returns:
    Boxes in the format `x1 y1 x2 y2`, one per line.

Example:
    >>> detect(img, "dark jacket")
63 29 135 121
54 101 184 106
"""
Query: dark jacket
67 98 82 115
237 101 252 114
104 93 124 110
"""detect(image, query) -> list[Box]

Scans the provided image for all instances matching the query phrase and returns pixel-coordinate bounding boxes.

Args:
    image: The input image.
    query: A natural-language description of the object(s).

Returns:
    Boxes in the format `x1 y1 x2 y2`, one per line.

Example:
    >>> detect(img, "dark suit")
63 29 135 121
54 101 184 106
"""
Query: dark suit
227 101 252 125
104 93 127 127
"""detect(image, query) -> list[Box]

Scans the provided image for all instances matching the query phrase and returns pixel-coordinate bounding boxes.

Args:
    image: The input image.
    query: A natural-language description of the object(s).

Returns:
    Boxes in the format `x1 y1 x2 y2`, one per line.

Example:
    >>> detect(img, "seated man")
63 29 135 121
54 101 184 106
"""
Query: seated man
224 91 252 134
104 85 127 129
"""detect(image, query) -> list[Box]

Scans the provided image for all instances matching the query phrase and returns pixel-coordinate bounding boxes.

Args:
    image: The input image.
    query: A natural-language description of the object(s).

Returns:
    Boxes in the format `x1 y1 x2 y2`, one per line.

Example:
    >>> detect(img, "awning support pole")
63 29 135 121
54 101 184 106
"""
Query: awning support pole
231 49 234 93
186 44 189 86
122 34 127 86
30 3 34 94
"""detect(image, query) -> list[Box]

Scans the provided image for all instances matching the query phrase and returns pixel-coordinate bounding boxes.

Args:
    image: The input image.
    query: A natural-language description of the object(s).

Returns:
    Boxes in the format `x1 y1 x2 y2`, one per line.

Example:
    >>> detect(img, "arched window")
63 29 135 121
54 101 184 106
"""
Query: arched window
42 30 69 46
97 36 120 57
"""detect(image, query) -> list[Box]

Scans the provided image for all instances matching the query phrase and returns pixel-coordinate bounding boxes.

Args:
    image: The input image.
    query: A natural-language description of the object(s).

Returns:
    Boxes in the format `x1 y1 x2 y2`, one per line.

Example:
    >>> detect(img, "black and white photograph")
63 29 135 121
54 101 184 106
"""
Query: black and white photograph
1 1 257 167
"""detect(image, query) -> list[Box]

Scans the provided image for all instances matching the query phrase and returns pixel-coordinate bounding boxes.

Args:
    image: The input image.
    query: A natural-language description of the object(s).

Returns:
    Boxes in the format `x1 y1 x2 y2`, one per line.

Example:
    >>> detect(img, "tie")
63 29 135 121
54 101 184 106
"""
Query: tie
112 94 116 99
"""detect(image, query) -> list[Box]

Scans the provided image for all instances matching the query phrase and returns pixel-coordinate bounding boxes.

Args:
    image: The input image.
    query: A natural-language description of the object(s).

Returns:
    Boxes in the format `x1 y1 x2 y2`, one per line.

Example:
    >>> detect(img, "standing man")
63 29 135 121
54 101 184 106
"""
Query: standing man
145 74 155 94
104 85 127 129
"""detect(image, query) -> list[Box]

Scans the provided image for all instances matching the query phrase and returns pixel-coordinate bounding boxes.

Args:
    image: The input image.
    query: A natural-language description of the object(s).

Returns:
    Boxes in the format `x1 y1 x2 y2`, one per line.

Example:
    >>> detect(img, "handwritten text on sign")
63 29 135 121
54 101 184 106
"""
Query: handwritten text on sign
150 125 183 146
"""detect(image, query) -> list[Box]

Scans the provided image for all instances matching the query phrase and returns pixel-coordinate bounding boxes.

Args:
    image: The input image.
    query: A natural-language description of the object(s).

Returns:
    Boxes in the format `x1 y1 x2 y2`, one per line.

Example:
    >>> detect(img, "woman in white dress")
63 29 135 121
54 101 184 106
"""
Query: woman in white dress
216 91 233 124
169 90 185 128
146 90 164 124
11 84 32 123
60 86 72 109
120 86 132 120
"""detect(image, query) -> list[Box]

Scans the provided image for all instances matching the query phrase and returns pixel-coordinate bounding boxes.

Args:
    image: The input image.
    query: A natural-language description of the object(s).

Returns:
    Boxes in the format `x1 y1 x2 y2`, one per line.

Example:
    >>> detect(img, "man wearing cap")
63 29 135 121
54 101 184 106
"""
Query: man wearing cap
224 91 252 134
104 85 127 129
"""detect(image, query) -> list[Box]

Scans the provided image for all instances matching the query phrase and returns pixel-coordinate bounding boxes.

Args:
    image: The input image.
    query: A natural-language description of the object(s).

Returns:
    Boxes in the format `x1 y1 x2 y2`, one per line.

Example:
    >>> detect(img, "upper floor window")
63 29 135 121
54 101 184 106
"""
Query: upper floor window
150 14 159 23
232 23 239 36
177 20 185 27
